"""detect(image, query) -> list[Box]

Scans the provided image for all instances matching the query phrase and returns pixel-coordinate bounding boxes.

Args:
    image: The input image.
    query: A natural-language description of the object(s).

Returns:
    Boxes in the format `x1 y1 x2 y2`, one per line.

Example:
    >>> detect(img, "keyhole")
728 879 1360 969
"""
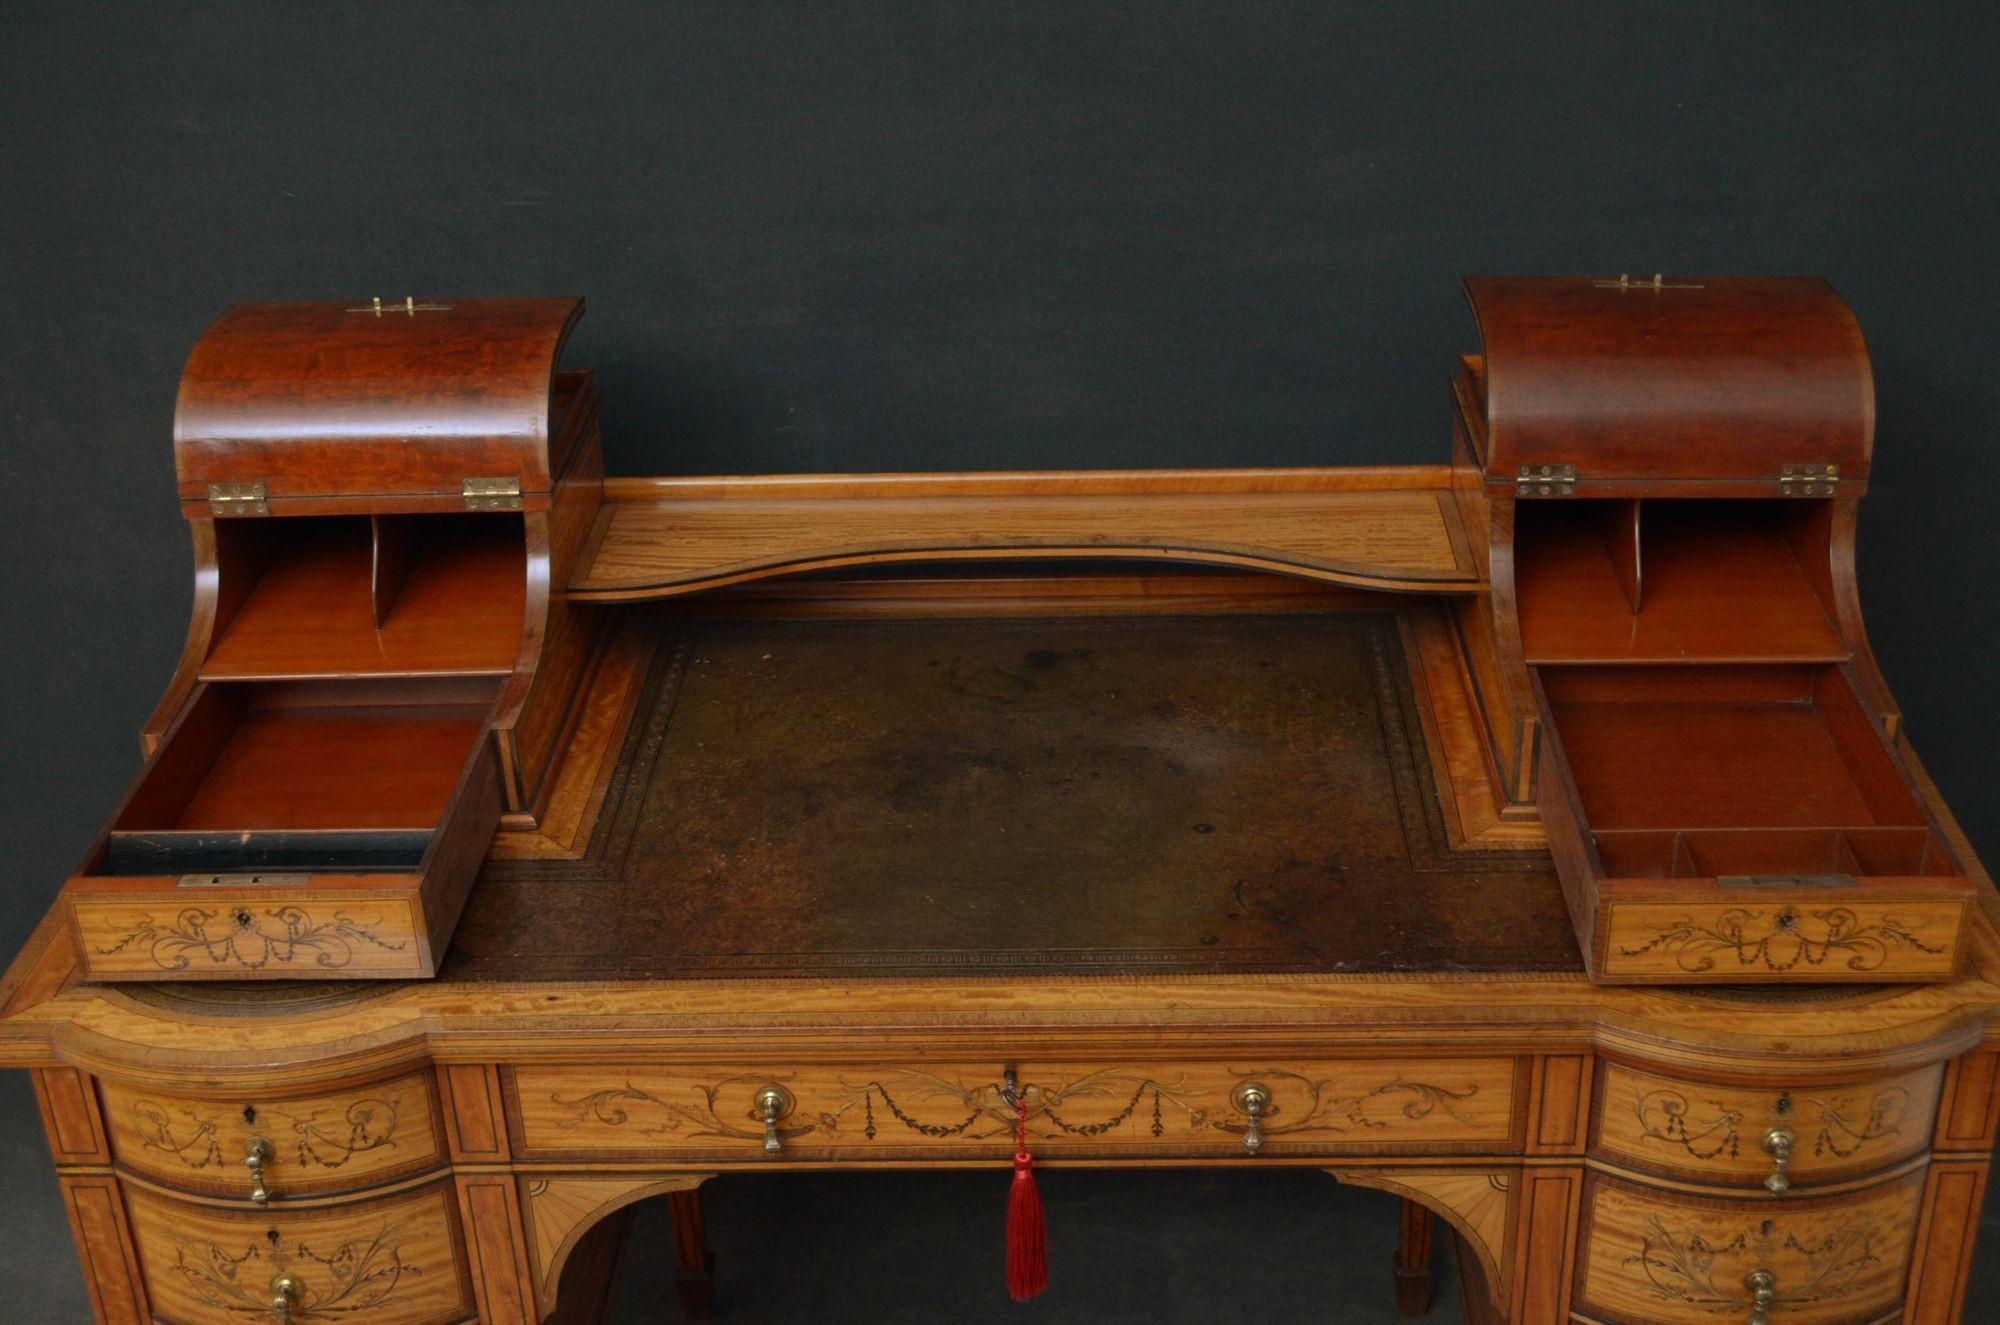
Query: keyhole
233 909 253 928
243 1105 257 1125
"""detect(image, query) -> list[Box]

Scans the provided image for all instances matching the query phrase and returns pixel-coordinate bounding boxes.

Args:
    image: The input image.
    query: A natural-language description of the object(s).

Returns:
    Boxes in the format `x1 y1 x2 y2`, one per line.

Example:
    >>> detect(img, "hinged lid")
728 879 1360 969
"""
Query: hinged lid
173 296 583 512
1465 277 1873 492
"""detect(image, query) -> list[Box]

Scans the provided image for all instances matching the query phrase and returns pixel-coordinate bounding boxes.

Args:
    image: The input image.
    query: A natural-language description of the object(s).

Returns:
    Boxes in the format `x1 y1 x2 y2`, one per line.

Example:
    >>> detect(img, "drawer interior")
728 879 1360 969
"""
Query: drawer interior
99 677 494 875
1542 663 1959 882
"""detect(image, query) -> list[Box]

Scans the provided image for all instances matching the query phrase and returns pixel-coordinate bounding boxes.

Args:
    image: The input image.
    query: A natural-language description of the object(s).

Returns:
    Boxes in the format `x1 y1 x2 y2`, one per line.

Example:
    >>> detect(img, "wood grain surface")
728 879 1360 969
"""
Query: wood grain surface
509 1057 1522 1161
174 297 582 506
1591 1060 1942 1188
1573 1168 1922 1325
124 1177 474 1325
573 473 1479 598
1465 276 1873 486
102 1070 445 1199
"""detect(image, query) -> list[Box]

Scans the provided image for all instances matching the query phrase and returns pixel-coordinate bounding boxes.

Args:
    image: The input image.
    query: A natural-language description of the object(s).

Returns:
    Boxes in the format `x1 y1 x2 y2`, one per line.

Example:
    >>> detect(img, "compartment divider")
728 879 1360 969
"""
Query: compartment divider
1603 497 1642 612
370 512 422 627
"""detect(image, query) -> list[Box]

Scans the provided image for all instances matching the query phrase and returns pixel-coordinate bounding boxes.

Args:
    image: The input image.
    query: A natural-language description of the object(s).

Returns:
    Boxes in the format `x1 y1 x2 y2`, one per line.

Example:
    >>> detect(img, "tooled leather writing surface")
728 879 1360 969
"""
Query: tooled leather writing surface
449 611 1578 979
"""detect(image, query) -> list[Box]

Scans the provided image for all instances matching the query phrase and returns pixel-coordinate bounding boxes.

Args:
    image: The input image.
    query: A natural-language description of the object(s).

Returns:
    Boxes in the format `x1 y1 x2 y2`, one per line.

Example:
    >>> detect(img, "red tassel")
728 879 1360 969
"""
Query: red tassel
1005 1095 1048 1301
1005 1148 1048 1300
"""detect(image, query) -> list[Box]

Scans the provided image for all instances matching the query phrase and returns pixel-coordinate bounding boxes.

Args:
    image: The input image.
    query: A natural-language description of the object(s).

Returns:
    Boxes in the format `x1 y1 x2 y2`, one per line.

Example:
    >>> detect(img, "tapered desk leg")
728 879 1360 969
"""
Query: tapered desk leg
1394 1197 1434 1316
668 1188 717 1319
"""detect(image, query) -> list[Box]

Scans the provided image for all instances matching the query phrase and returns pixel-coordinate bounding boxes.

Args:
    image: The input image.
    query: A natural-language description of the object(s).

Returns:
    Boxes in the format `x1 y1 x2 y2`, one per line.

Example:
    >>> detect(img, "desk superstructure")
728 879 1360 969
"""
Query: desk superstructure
3 279 1995 1324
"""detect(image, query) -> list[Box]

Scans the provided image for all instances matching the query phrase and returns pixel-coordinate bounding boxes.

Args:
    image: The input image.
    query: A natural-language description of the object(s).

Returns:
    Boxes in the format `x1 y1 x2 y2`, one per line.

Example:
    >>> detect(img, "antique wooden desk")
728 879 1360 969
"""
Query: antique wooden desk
3 280 1996 1324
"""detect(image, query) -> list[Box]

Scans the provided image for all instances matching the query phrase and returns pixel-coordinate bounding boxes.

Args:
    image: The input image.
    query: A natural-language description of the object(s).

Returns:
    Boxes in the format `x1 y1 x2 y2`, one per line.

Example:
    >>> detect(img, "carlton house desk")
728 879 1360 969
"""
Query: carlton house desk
3 279 1996 1325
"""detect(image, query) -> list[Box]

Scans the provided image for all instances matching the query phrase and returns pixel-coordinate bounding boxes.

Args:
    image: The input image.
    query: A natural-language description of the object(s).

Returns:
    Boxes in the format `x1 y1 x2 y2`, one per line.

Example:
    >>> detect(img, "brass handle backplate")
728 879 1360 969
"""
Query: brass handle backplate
1760 1125 1797 1195
1232 1082 1272 1154
754 1085 795 1155
1744 1266 1776 1325
243 1136 274 1205
270 1272 302 1323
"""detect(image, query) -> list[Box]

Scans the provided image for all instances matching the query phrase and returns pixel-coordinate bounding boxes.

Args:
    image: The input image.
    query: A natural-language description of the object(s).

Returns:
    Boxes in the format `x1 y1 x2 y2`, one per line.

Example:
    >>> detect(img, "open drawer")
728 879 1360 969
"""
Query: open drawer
1536 663 1975 982
64 676 503 980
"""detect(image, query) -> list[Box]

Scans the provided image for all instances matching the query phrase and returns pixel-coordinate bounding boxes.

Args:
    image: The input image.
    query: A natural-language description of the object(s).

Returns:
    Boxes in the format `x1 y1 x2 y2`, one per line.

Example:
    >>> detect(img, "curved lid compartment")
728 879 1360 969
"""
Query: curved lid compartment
1464 276 1873 490
174 296 583 509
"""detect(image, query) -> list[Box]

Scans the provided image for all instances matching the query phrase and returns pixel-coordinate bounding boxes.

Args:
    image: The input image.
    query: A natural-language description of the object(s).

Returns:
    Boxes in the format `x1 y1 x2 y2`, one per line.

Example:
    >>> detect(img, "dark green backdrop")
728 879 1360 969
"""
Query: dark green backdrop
2 4 1995 1319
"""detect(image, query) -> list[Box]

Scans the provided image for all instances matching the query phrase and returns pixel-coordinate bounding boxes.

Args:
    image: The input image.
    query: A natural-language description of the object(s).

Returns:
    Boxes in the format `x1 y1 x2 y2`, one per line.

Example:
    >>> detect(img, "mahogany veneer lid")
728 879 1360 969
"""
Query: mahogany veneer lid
1465 276 1873 484
173 296 583 503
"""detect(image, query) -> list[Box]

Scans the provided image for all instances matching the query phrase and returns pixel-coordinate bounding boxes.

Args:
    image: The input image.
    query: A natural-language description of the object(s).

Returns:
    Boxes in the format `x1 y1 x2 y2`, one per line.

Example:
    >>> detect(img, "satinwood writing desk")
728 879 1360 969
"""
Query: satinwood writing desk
3 279 1996 1324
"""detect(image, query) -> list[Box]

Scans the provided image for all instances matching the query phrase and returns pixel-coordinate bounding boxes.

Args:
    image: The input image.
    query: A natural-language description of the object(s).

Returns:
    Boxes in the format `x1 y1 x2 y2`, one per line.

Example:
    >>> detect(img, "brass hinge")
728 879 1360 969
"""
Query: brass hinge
462 475 523 511
1515 464 1577 497
1779 463 1839 497
1592 273 1705 290
345 296 454 315
206 481 268 516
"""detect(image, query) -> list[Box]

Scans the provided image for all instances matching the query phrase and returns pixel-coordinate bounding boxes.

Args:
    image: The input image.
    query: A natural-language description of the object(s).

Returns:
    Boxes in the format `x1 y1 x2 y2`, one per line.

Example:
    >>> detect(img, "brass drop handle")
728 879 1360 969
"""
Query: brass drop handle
754 1085 794 1155
244 1136 275 1204
269 1273 302 1323
1760 1125 1797 1195
1744 1266 1776 1325
1233 1082 1272 1154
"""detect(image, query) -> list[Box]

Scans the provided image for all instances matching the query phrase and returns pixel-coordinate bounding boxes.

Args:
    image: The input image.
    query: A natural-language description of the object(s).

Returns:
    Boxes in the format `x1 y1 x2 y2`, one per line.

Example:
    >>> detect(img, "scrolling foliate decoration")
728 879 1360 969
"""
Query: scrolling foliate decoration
168 1224 422 1317
1809 1087 1910 1158
1632 1090 1744 1160
133 1100 224 1169
95 906 406 972
1630 1084 1913 1169
820 1068 1206 1142
1222 1071 1481 1142
133 1097 403 1172
547 1067 1482 1148
1616 907 1945 974
553 1074 818 1145
1624 1216 1878 1313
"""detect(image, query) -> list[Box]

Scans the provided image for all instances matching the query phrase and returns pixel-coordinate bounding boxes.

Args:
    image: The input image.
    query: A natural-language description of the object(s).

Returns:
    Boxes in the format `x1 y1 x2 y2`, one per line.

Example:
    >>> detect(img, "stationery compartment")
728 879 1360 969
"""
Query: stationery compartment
58 297 584 980
202 513 527 679
1514 500 1845 664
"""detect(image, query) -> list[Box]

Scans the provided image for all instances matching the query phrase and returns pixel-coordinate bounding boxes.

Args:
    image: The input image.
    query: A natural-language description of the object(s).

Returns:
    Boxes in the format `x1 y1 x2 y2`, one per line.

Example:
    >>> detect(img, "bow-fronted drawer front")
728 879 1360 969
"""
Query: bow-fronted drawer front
124 1177 473 1325
1591 1061 1942 1192
1573 1168 1922 1325
101 1072 446 1201
507 1057 1524 1161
